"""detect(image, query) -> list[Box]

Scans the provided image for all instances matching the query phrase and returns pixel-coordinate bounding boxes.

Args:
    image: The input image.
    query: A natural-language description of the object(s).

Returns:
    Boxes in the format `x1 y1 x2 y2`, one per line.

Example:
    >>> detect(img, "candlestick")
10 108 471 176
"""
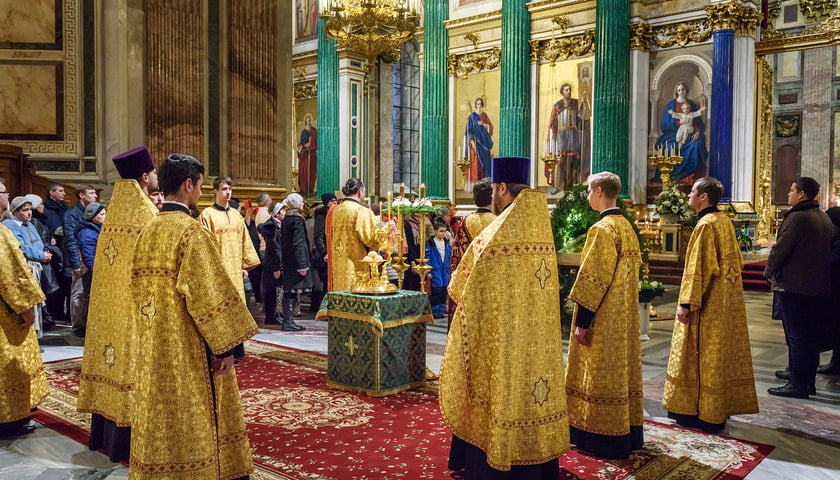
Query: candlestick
419 211 425 261
420 183 426 198
400 182 405 198
387 191 392 220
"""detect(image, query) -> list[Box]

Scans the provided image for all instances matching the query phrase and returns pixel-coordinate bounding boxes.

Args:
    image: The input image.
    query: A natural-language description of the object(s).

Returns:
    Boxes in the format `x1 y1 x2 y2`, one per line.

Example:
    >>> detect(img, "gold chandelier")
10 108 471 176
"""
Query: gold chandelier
320 0 419 60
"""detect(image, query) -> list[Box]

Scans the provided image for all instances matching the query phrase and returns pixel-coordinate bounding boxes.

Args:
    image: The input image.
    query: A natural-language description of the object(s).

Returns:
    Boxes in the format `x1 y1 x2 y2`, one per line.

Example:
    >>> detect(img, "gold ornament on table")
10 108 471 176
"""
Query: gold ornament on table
351 251 398 295
320 0 418 61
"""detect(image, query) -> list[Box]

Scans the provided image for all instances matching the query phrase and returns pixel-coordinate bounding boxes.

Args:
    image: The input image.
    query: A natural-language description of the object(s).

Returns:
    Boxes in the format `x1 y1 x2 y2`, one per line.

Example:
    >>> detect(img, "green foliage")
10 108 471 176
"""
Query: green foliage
550 183 641 253
638 277 665 303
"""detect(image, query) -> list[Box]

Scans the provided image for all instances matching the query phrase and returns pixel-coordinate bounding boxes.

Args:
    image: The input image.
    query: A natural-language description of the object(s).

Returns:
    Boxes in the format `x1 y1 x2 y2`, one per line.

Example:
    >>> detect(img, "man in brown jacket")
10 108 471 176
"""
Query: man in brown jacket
764 177 835 399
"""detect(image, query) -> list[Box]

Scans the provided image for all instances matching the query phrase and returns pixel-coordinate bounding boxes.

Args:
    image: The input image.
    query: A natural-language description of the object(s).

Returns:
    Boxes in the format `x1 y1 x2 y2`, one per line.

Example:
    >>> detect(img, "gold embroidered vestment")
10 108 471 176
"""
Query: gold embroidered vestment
451 211 496 273
199 206 260 300
0 224 47 424
129 211 258 480
77 180 158 426
439 190 569 471
327 199 389 292
566 215 643 437
663 211 758 424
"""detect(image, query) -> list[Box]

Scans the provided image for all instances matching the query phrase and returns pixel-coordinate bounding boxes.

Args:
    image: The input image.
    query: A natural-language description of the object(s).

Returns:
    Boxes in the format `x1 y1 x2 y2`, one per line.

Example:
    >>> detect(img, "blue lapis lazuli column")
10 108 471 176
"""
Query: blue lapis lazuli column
709 29 734 201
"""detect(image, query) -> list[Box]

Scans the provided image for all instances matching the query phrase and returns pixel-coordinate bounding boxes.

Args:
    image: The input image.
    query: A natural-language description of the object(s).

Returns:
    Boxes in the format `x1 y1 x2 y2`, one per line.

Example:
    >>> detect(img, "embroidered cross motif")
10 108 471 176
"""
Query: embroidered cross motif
140 296 157 327
344 335 359 356
533 377 551 406
103 239 119 265
725 265 740 285
534 258 551 289
103 343 116 367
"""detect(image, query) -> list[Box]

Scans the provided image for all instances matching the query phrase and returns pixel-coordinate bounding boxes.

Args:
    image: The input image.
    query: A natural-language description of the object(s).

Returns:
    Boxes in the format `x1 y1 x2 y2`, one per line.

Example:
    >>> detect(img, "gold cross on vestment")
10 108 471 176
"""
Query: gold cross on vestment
344 335 359 356
725 265 740 285
103 239 119 265
334 240 345 256
534 258 552 289
103 343 116 367
533 377 551 406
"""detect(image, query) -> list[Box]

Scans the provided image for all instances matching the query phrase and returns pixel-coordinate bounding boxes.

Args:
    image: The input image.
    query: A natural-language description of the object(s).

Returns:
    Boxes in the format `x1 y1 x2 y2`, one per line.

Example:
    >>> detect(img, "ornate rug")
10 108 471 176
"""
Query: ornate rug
38 342 772 480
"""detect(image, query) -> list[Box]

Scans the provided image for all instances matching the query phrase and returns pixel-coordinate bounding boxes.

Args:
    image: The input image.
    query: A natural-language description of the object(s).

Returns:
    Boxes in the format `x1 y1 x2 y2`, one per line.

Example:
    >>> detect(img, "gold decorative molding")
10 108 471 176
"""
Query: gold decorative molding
464 33 480 50
530 30 595 65
447 46 502 78
800 0 835 21
704 1 762 36
775 115 800 137
755 57 774 243
551 16 569 34
767 1 781 21
629 19 712 50
757 12 840 54
293 80 317 100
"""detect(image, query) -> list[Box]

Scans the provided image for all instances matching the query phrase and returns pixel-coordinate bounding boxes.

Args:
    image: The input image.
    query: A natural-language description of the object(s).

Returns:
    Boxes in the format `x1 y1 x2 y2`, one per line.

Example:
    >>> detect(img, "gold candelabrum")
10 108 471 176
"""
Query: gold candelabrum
541 153 559 181
320 0 418 60
454 152 470 175
649 146 683 189
290 167 299 193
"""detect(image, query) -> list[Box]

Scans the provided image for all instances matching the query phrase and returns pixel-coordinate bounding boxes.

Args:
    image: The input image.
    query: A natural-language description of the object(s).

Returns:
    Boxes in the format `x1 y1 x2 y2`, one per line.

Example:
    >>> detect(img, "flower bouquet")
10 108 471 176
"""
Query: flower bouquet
638 277 665 304
654 185 690 222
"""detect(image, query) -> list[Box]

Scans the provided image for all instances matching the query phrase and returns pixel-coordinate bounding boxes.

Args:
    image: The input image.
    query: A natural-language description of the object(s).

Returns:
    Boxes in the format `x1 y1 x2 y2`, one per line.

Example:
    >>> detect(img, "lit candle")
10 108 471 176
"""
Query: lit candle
387 191 392 220
419 211 425 261
400 182 405 198
420 183 426 199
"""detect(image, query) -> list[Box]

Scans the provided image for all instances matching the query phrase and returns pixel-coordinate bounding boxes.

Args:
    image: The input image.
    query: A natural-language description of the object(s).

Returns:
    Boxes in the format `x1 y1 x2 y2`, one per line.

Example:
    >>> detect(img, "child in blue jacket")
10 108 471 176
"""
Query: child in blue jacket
426 221 451 319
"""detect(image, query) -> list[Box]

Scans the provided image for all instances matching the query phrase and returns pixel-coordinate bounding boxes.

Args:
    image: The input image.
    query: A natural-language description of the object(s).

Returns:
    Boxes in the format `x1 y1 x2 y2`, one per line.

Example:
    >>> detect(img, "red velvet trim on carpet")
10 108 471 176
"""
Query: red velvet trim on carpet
40 343 773 480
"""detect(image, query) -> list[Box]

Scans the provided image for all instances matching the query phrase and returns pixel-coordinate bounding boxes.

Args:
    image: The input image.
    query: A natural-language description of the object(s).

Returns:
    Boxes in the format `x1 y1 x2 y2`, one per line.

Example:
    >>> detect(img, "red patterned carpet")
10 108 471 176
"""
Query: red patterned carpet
38 342 772 480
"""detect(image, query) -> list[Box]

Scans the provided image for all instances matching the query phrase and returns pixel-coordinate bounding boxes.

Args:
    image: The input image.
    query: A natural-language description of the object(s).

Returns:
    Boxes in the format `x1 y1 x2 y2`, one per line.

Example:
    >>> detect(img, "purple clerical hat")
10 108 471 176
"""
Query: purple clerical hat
491 157 530 185
113 146 155 180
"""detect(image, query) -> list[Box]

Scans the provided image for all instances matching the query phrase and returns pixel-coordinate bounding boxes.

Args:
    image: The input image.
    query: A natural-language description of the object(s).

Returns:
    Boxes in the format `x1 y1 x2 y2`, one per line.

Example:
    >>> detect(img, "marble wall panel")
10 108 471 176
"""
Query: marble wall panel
0 61 61 139
0 0 60 49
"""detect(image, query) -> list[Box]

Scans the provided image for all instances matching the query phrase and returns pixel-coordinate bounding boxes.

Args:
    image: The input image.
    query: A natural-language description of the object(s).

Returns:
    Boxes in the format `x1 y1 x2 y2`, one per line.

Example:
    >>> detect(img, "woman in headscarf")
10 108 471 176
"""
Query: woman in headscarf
279 193 311 332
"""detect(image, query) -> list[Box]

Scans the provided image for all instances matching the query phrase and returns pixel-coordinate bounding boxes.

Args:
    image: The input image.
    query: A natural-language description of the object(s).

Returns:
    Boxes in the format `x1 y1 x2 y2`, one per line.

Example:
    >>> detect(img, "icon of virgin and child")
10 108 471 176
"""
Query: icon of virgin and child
653 81 709 184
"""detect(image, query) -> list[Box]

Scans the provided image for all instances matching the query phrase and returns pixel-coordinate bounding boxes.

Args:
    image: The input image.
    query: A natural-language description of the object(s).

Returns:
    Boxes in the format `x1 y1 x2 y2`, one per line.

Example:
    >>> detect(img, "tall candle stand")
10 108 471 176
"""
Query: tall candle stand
412 183 431 280
649 147 683 189
390 202 410 289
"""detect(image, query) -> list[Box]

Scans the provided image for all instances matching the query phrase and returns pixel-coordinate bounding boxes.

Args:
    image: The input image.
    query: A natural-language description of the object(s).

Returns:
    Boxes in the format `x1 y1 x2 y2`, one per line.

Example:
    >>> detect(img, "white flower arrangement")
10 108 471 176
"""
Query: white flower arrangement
654 185 690 219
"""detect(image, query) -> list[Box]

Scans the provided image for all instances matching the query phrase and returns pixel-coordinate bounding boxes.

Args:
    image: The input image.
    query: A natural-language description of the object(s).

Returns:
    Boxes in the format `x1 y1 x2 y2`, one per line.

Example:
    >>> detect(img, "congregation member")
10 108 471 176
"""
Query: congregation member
76 202 106 318
326 178 389 292
278 193 311 332
818 207 840 375
440 157 569 479
129 153 258 480
27 194 62 327
77 146 159 462
259 203 286 325
450 177 495 273
3 196 54 336
662 176 758 432
200 176 261 360
43 183 70 324
64 185 98 336
566 171 643 459
311 193 336 309
44 183 68 236
765 177 835 398
426 221 451 319
0 197 48 437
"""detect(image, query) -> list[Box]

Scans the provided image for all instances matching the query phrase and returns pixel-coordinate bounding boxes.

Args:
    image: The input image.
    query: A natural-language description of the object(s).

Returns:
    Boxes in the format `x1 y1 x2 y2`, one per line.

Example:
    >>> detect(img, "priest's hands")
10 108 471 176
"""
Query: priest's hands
676 306 690 324
19 308 35 329
574 326 591 346
213 355 235 376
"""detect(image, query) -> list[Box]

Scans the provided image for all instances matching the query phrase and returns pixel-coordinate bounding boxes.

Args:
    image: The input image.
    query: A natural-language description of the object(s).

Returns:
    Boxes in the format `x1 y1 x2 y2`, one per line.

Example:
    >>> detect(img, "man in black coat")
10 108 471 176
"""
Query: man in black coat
43 183 68 322
765 177 835 398
63 185 98 336
43 183 68 236
259 203 285 327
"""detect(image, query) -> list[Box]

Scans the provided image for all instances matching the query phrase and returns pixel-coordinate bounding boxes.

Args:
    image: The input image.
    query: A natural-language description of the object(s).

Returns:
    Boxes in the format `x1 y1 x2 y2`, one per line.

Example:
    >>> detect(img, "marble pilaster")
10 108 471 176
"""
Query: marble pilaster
731 35 756 202
420 0 448 199
801 47 834 208
316 18 340 197
592 0 630 196
498 0 530 158
629 49 651 204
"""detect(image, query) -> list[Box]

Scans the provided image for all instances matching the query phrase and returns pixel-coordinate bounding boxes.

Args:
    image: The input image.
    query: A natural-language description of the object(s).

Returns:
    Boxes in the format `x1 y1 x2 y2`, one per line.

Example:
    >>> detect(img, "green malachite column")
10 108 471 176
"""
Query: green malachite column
420 0 448 199
317 18 340 197
499 0 530 158
592 0 630 196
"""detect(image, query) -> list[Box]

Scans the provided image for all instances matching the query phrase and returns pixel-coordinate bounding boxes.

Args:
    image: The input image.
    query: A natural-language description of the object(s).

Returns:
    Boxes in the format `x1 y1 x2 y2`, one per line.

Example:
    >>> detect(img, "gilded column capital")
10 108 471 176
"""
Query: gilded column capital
529 39 540 63
534 30 595 65
448 47 502 78
704 1 762 36
293 80 318 101
629 22 653 50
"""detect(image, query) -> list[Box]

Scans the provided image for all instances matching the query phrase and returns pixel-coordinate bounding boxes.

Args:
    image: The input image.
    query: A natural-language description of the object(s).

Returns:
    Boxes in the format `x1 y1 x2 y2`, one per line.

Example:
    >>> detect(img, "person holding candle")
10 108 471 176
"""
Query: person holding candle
440 157 569 478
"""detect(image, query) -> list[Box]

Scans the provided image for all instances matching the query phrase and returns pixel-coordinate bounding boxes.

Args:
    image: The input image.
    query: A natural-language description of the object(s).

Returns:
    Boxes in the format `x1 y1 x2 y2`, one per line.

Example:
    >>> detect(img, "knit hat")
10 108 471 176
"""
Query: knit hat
23 194 42 210
284 193 304 210
83 202 105 221
113 146 156 180
491 157 531 185
321 192 336 205
9 196 32 213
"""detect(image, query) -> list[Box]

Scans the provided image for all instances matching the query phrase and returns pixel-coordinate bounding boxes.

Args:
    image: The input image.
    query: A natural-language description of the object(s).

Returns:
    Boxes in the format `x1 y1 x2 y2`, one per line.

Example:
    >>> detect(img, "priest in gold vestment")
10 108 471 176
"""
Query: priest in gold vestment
77 146 159 461
129 154 258 480
0 209 48 437
440 157 569 479
326 178 389 292
566 172 643 459
663 177 758 432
